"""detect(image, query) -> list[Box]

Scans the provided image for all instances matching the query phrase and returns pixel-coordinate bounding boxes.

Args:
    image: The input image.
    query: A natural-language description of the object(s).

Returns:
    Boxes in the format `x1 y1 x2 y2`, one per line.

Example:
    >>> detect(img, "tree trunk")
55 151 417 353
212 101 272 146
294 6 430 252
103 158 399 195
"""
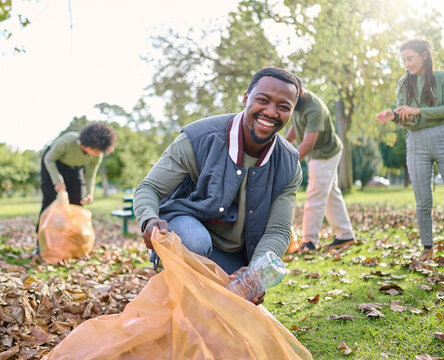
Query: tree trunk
404 166 409 187
99 166 110 197
335 99 353 193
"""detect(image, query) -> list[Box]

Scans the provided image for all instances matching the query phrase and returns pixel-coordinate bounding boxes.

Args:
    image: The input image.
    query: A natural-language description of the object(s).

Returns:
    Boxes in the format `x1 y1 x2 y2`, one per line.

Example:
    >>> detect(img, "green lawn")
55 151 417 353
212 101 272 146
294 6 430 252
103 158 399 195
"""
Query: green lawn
1 185 443 219
0 191 126 220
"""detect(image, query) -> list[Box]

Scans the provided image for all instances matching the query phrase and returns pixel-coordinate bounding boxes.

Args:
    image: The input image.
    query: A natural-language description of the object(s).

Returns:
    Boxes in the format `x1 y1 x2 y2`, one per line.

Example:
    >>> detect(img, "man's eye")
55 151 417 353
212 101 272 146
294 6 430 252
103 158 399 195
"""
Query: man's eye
257 98 267 103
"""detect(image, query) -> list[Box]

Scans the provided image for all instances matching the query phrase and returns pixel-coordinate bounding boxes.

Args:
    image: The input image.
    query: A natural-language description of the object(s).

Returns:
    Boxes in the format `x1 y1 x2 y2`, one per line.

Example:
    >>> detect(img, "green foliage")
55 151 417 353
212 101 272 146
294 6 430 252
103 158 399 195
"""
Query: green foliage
379 128 407 170
108 125 166 189
0 0 32 53
148 0 285 127
93 101 170 188
352 136 381 189
0 143 39 197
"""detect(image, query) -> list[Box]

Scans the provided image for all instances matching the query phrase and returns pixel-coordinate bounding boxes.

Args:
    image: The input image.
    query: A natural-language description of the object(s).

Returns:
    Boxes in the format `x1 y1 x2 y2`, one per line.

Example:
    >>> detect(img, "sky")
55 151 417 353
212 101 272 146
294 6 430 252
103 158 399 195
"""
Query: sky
0 0 241 151
1 0 444 152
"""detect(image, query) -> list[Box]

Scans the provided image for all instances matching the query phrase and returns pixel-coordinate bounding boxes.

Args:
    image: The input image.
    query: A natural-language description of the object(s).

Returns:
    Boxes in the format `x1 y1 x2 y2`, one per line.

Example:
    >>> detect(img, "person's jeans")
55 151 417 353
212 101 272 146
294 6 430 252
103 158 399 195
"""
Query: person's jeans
151 215 247 274
407 124 444 247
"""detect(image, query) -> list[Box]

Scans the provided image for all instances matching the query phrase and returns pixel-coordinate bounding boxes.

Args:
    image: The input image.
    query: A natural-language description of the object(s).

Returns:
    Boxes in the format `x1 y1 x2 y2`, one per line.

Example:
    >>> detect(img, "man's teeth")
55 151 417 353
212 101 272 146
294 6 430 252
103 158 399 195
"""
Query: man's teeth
257 118 274 127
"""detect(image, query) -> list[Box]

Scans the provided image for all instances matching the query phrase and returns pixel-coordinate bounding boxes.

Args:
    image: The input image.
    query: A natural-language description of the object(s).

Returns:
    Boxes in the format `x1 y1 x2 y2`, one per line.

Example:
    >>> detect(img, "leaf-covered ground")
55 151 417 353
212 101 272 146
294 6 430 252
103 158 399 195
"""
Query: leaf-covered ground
265 204 444 360
0 205 443 359
0 216 154 359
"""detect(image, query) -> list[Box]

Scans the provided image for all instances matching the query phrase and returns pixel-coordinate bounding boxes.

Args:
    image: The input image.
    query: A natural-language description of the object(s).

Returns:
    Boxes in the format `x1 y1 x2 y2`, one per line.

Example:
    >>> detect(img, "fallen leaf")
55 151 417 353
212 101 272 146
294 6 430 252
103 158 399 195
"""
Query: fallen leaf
366 309 385 318
327 289 343 297
435 332 444 342
390 301 407 312
308 294 320 304
337 341 352 355
418 284 432 291
0 345 20 359
358 303 382 313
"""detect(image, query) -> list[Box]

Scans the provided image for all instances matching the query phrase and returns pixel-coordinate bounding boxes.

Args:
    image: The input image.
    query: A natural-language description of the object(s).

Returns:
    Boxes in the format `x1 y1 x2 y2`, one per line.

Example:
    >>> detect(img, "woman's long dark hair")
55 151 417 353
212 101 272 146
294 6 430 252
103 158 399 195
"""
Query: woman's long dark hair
400 39 436 107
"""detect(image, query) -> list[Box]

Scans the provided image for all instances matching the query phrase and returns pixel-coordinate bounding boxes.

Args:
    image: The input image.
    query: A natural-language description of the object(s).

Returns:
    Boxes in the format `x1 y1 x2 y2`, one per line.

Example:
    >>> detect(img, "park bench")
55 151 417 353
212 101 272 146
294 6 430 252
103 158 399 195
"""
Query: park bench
111 195 135 234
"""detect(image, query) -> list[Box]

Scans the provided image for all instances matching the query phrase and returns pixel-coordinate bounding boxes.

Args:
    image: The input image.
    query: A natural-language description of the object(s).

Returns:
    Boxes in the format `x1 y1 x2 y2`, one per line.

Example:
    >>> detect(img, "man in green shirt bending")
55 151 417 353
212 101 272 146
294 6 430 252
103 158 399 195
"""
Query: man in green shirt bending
285 80 355 252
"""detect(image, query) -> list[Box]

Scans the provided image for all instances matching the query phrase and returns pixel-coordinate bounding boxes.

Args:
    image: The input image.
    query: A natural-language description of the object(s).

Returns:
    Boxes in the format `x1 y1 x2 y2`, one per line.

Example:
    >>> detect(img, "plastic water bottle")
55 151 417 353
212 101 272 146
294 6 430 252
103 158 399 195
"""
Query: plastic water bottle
224 251 288 301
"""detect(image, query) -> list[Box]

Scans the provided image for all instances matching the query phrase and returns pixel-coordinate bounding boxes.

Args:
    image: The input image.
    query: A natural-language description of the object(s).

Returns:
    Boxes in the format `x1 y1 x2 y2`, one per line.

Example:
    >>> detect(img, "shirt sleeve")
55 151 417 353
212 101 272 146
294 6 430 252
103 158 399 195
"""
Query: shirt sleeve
420 78 444 119
43 140 66 186
133 132 199 229
84 153 103 196
251 160 302 263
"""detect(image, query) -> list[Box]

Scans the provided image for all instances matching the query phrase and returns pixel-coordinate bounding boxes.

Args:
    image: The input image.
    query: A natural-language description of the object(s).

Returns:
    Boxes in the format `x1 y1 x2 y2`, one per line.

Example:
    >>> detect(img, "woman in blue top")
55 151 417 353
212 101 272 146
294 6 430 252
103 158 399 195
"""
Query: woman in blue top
376 39 444 261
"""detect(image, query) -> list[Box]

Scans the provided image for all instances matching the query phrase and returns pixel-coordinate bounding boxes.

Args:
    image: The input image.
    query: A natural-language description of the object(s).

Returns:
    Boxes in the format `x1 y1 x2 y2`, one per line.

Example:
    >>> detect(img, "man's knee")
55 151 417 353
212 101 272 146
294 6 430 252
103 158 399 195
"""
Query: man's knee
168 216 212 257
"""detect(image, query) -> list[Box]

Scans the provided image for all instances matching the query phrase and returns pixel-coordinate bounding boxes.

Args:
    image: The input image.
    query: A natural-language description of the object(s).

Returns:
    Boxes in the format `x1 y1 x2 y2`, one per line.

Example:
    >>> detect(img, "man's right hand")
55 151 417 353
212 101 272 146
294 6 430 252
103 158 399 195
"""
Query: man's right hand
142 217 168 249
54 182 66 192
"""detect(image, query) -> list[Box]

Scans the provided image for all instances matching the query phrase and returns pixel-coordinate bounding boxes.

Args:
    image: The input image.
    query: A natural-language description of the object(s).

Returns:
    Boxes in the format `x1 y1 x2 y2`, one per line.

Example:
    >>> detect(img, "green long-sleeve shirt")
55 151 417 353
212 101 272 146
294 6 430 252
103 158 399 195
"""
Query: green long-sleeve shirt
396 71 444 130
43 132 103 196
134 132 302 263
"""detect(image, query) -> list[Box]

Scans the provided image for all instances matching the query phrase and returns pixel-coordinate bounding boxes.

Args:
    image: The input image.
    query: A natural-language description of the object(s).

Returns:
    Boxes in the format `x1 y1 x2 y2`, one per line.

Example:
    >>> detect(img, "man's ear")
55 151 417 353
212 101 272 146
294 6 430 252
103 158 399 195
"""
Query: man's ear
242 92 248 107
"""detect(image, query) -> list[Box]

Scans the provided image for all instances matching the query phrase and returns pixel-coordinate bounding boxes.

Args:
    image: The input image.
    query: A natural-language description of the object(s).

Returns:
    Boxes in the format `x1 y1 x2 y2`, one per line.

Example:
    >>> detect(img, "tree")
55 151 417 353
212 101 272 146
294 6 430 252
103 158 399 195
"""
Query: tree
263 0 443 192
0 0 32 54
0 143 39 196
352 136 381 190
379 128 408 186
148 1 285 128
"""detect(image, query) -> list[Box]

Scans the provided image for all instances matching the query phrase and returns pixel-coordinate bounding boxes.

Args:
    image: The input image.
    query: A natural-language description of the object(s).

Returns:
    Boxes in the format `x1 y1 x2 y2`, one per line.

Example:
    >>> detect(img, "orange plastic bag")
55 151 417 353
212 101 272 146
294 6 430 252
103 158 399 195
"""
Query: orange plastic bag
38 191 95 264
43 228 312 360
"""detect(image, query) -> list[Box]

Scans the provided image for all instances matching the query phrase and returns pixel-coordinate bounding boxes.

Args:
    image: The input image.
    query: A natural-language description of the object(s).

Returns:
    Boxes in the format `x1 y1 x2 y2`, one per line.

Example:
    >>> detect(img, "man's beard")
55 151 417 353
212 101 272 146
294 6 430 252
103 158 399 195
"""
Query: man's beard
249 127 276 145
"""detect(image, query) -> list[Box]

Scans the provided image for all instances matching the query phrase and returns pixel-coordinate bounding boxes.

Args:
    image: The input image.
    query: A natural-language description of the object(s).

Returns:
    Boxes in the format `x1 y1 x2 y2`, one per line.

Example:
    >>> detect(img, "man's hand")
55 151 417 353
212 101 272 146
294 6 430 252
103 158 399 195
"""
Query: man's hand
142 217 168 249
229 267 265 305
54 182 66 192
81 194 93 205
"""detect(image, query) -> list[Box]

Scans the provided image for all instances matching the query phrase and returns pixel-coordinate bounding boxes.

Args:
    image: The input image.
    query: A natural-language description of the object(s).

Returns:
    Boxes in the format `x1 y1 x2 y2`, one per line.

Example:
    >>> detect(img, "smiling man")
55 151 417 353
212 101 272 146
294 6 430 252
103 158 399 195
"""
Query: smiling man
133 68 302 302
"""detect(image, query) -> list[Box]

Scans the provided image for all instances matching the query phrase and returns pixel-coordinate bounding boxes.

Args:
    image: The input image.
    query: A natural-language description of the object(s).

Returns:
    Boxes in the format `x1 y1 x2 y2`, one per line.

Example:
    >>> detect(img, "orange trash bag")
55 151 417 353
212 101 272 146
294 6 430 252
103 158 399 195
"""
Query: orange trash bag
38 191 95 264
43 228 312 360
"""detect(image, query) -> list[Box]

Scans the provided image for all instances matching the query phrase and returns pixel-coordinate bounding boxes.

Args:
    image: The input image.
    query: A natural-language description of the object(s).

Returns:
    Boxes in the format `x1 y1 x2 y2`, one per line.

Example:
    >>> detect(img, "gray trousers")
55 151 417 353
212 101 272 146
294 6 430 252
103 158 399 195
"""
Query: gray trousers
406 123 444 247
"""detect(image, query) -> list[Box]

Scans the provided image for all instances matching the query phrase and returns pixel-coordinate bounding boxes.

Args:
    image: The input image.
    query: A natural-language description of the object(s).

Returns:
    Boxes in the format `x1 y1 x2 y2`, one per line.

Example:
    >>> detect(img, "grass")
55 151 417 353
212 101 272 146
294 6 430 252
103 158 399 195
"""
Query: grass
0 191 126 219
0 186 443 359
1 185 443 219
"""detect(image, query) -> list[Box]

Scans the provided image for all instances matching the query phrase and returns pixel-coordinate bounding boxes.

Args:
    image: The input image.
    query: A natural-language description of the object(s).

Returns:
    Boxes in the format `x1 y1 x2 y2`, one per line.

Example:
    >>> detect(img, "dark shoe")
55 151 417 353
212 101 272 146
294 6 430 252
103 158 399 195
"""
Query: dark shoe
149 249 161 270
324 238 356 250
299 241 316 252
32 244 40 256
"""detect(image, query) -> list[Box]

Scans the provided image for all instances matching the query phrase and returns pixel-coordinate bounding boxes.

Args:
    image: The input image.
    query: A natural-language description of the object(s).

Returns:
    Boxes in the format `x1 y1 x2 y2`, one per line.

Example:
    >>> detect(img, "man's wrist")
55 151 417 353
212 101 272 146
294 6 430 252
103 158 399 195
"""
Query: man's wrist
391 110 398 122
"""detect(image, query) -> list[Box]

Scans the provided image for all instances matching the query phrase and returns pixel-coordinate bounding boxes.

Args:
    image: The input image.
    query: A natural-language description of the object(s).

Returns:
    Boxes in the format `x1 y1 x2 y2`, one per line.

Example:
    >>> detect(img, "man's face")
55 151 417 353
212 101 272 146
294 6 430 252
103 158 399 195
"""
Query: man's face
242 76 298 145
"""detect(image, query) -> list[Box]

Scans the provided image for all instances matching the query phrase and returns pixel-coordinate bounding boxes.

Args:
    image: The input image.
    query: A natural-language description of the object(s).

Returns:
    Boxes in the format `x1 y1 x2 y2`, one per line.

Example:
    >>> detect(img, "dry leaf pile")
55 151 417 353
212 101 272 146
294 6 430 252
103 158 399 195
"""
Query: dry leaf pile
0 216 154 359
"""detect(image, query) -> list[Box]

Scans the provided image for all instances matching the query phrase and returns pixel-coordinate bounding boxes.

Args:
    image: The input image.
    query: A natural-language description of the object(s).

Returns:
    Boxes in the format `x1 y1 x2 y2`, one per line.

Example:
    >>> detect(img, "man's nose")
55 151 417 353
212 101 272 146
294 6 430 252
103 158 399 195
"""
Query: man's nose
262 103 278 118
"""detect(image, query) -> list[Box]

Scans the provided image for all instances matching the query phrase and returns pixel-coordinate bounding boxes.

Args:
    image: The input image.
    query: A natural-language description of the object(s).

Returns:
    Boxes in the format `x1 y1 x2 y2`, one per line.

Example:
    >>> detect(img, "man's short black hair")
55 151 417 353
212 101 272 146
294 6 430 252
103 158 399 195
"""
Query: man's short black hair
246 67 300 96
79 122 117 154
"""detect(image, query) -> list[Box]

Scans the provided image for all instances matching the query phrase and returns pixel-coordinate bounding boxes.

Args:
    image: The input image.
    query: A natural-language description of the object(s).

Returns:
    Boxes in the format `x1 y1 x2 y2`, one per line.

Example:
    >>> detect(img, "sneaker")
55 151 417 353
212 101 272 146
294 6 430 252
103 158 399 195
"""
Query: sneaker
299 241 316 252
324 238 356 250
419 248 433 262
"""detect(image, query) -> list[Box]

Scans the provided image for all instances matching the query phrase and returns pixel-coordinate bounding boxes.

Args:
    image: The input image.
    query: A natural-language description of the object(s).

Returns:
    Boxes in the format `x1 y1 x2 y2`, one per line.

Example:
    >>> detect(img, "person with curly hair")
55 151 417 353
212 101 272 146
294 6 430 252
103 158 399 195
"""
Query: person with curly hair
376 39 444 261
35 122 117 238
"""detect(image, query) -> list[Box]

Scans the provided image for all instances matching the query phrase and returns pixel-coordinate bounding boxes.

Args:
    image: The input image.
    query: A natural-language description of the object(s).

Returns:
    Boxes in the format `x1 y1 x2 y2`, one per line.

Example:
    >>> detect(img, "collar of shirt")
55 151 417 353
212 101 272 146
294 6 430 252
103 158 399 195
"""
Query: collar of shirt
227 111 277 167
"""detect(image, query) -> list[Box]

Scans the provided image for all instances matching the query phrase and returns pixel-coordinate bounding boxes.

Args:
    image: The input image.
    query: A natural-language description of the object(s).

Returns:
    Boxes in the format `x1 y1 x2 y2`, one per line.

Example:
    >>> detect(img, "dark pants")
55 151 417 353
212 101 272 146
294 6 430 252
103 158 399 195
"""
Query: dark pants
36 147 85 233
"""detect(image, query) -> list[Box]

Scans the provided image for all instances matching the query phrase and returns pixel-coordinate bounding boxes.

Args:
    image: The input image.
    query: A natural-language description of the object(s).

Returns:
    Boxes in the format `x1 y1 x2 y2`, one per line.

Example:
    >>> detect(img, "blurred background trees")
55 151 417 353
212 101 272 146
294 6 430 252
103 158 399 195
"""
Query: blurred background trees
2 0 444 196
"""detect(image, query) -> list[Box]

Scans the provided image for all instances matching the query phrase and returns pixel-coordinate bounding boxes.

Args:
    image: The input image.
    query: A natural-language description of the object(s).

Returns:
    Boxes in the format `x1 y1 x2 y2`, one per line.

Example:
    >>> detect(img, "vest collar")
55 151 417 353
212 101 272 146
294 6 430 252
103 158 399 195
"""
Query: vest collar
227 111 277 167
